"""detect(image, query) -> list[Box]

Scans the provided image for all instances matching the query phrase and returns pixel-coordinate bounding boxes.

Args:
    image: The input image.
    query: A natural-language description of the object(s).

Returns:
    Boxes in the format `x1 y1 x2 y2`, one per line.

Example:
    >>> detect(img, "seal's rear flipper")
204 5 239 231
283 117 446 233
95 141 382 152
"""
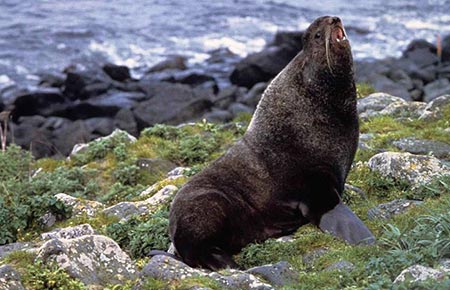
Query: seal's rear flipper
319 202 375 245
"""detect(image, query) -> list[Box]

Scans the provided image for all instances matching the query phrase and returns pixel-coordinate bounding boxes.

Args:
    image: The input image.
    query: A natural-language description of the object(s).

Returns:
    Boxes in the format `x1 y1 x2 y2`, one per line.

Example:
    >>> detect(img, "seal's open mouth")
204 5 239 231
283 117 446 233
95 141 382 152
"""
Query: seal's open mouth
333 26 347 43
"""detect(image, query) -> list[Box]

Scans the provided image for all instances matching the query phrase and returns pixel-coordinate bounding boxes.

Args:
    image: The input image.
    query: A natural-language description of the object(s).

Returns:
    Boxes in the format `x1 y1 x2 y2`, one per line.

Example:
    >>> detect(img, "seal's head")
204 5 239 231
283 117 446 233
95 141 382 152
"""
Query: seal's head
302 16 352 74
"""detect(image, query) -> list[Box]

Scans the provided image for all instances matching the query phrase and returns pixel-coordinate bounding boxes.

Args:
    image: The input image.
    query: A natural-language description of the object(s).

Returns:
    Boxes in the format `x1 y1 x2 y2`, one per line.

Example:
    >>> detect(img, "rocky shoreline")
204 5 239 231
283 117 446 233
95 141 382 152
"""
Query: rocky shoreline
1 30 450 159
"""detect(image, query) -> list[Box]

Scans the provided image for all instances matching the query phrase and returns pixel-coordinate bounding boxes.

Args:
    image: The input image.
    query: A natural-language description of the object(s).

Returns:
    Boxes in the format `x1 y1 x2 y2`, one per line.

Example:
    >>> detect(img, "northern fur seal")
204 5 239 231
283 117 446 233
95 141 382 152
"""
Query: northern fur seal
169 16 375 270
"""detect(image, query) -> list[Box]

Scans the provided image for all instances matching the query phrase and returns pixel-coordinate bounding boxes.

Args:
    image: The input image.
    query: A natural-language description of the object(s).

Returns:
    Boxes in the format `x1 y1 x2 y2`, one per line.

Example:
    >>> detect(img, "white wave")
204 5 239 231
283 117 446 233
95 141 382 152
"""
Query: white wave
404 20 441 30
88 41 139 68
226 16 279 33
0 74 14 85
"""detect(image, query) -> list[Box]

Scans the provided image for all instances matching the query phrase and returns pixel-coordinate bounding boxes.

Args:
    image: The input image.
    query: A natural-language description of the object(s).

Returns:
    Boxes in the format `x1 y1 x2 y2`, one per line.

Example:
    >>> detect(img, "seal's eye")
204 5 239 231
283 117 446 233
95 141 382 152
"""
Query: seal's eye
315 32 321 39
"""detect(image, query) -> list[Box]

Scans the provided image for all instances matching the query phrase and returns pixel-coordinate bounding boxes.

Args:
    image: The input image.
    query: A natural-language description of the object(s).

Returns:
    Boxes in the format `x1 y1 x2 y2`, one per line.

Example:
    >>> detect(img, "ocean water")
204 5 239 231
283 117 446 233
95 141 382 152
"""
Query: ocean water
0 0 449 87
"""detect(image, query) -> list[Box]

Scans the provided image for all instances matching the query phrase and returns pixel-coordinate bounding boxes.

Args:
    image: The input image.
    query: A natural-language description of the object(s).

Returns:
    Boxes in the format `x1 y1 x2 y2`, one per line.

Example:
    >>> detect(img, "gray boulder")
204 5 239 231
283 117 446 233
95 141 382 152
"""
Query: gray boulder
246 261 298 286
133 82 213 129
368 152 450 187
419 94 450 121
229 103 253 117
136 255 273 290
36 235 137 286
0 265 25 290
239 82 267 108
357 93 406 117
41 224 96 241
393 138 450 159
394 265 445 284
102 63 131 82
0 242 38 260
55 193 105 218
203 109 233 123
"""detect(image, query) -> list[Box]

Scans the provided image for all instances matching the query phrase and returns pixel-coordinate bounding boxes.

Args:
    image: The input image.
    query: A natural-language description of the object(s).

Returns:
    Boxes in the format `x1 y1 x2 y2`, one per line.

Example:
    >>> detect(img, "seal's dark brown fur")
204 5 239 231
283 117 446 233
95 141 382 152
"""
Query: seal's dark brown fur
169 16 374 270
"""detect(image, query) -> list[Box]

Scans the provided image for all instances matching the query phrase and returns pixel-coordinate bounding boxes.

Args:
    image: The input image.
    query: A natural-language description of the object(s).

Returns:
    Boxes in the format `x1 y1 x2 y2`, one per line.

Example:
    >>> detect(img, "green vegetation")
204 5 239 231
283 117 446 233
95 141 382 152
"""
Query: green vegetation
356 82 376 98
1 103 450 289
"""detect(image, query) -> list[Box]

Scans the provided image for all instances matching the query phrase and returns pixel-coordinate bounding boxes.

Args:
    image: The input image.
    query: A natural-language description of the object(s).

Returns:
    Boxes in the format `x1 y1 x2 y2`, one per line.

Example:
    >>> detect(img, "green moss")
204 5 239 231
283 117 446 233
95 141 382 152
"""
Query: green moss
2 250 36 269
22 261 86 290
356 82 375 98
141 276 225 290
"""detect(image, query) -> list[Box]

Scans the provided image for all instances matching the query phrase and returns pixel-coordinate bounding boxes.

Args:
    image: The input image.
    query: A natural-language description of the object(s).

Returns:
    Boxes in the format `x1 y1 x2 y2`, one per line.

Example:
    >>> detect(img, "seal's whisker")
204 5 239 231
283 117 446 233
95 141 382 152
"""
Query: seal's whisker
325 27 333 74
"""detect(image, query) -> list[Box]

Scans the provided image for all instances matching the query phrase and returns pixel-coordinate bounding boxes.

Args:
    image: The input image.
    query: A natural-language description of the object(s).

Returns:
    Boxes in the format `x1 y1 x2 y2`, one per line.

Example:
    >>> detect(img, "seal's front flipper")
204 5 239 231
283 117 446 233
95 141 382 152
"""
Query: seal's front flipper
319 202 375 245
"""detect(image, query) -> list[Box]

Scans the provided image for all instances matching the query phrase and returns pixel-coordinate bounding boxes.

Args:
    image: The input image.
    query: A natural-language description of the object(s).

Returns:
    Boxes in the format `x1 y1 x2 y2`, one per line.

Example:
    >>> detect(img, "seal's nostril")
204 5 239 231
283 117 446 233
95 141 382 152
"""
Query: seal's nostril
332 17 340 24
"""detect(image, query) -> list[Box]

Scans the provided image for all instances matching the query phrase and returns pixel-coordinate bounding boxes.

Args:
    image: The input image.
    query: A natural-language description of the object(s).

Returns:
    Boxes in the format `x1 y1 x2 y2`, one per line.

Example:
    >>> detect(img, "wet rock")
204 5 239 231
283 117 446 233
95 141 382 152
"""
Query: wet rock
368 152 450 187
0 265 25 290
88 91 147 110
11 116 54 158
367 199 423 220
63 68 111 100
52 120 92 156
203 109 233 123
41 224 96 241
12 88 67 119
38 71 66 88
0 242 37 259
246 261 299 286
367 75 411 101
402 39 438 68
147 56 187 73
394 265 445 284
104 185 178 220
0 99 4 112
133 82 213 129
324 261 355 272
137 255 273 290
51 102 121 120
102 63 131 82
36 235 137 286
213 86 246 110
419 94 450 121
393 138 450 159
230 31 303 89
423 79 450 102
114 108 138 136
85 117 115 136
170 72 218 93
55 193 105 217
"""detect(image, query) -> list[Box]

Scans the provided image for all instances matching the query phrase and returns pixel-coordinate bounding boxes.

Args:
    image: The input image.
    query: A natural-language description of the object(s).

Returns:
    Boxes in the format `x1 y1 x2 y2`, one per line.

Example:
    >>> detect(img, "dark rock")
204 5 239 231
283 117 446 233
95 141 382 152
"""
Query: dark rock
269 31 303 51
42 117 70 131
410 89 423 101
406 48 439 68
12 116 54 158
114 108 138 136
246 261 299 287
85 117 115 136
388 69 414 90
366 74 411 101
88 91 146 110
423 78 450 102
437 64 450 79
355 60 392 83
52 102 120 120
229 103 253 117
147 56 187 73
63 68 111 100
407 64 437 84
393 137 450 159
230 31 303 89
133 82 213 129
102 63 131 82
38 71 66 88
368 199 423 220
203 109 233 123
170 72 218 94
0 99 4 112
213 86 246 110
207 47 239 64
442 34 450 63
52 120 92 156
12 88 67 120
239 82 267 107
